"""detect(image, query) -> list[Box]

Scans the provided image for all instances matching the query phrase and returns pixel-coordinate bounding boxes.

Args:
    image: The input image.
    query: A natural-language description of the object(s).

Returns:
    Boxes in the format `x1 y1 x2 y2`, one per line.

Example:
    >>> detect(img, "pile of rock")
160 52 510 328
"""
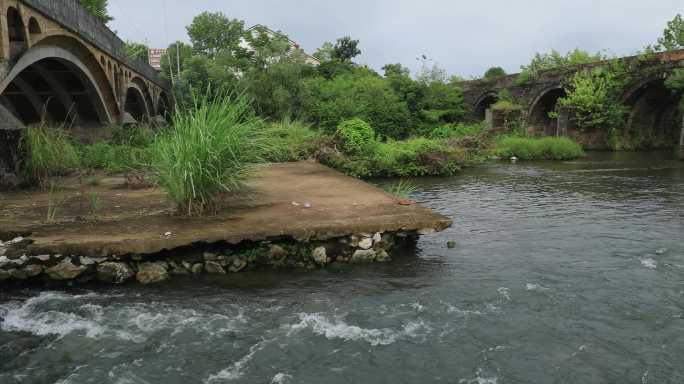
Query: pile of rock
0 231 417 285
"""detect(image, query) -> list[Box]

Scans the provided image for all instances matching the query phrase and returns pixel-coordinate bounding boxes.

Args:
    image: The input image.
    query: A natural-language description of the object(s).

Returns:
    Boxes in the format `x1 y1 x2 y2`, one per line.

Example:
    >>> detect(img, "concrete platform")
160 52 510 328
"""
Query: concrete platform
0 162 452 257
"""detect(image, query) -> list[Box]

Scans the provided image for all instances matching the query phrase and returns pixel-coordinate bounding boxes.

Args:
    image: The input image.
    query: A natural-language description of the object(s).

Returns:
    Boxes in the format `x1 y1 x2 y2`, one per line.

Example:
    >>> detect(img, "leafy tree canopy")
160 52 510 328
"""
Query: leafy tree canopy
160 41 194 81
382 63 410 78
79 0 112 24
187 12 246 58
313 42 335 62
333 36 361 62
657 14 684 51
123 41 149 62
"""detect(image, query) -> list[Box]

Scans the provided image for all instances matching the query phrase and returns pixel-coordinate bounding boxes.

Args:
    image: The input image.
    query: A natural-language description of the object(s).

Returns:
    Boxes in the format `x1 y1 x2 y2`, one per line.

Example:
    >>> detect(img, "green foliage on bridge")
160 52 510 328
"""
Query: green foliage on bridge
517 49 608 85
79 0 112 24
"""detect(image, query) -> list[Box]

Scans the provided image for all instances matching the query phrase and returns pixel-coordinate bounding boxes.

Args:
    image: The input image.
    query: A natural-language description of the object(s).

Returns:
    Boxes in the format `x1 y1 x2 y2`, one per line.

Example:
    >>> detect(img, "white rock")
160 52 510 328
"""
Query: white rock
312 247 328 265
351 249 376 263
358 238 373 250
32 255 51 262
80 256 96 266
372 232 382 244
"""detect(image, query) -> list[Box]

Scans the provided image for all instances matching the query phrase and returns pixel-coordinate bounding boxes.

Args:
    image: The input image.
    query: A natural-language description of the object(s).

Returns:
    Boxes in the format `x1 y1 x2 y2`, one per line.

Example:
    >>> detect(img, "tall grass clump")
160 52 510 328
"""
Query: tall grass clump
22 124 80 184
150 90 266 215
495 136 584 160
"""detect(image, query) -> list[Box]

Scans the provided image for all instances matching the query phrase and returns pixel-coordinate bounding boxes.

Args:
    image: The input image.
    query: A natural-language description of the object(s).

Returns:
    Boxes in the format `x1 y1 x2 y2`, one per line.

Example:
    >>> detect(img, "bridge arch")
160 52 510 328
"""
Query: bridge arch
0 40 114 126
622 76 682 149
157 91 172 121
28 17 41 36
473 92 498 121
123 82 150 122
527 86 566 136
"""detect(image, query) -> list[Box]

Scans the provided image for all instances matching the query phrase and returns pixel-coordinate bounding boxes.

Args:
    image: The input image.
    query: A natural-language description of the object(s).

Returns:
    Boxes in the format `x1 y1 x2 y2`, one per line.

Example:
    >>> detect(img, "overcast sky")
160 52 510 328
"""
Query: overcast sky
108 0 682 78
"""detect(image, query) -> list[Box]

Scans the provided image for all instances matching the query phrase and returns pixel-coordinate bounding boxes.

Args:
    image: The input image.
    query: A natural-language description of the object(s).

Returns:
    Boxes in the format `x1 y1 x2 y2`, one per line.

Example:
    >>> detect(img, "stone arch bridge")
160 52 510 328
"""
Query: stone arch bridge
0 0 171 180
461 50 684 156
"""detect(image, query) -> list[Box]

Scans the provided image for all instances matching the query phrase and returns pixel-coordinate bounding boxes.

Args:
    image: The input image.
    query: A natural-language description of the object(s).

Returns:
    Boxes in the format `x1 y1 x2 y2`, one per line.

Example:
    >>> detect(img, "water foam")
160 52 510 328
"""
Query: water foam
525 283 550 291
271 373 293 384
287 313 430 346
458 369 499 384
641 258 658 270
0 292 137 341
0 292 248 343
205 340 270 383
497 287 511 301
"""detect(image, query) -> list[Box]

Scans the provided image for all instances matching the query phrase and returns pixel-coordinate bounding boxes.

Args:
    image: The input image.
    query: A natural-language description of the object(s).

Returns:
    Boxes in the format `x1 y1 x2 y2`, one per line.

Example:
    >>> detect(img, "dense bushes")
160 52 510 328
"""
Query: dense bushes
494 136 585 160
336 118 375 154
304 73 412 139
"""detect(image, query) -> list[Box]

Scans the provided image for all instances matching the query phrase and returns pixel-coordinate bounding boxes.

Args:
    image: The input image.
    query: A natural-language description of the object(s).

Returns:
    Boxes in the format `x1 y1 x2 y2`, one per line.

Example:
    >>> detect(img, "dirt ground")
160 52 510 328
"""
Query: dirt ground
0 162 451 257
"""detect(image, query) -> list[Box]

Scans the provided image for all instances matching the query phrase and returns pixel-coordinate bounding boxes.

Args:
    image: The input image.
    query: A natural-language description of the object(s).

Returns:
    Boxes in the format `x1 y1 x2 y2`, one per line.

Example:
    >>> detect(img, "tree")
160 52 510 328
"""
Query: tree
186 12 246 58
304 73 411 139
484 67 506 79
313 42 335 62
333 36 361 62
382 63 410 78
657 14 684 51
123 41 149 62
160 41 193 81
79 0 112 24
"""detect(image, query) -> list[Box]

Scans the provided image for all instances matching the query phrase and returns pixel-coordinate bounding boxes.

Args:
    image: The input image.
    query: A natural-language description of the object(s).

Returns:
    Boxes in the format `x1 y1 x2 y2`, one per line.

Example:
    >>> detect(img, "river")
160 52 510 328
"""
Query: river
1 151 683 384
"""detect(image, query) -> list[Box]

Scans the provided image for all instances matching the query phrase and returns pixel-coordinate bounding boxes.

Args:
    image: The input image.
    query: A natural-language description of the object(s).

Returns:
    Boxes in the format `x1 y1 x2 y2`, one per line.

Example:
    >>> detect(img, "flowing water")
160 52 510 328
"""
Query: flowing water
1 151 684 384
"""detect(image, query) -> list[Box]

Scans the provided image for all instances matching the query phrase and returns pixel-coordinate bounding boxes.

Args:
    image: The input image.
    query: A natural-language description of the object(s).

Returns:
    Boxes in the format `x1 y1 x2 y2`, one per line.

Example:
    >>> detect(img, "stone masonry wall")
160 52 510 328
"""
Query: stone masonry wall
0 231 420 286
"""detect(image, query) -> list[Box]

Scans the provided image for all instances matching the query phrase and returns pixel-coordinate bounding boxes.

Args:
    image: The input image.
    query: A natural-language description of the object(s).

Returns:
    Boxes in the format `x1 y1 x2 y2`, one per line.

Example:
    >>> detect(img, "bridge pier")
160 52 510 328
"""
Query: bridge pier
556 107 572 137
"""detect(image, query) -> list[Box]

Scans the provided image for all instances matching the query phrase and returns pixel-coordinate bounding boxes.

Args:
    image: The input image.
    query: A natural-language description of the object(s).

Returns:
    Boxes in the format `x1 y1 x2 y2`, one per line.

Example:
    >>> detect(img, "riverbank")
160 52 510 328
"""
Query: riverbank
0 161 451 285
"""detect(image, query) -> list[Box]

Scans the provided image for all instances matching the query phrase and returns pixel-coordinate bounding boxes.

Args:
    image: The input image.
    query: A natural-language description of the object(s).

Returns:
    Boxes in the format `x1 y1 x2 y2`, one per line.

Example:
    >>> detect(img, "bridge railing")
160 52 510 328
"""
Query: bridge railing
23 0 168 89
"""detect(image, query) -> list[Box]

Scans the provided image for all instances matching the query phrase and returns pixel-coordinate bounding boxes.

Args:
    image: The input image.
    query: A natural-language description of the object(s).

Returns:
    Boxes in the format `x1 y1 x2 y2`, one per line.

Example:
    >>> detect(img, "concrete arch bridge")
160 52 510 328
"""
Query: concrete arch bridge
0 0 171 180
461 50 684 158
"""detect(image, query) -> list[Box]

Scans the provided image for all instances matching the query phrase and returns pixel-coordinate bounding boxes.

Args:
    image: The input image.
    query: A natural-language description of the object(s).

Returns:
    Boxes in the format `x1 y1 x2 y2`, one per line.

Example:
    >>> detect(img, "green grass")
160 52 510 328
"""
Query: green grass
383 179 417 199
494 136 585 160
22 124 80 184
263 118 322 162
429 122 487 139
150 90 266 215
79 141 151 173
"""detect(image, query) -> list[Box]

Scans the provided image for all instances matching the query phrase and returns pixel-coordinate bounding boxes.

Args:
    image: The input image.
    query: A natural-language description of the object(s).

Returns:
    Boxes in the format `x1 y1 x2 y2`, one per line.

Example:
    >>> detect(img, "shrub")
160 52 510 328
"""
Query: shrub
264 119 322 162
484 67 506 79
382 179 417 199
430 122 487 139
336 118 375 155
494 136 584 160
150 90 266 215
319 136 464 178
110 125 156 147
22 124 80 183
80 142 151 173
